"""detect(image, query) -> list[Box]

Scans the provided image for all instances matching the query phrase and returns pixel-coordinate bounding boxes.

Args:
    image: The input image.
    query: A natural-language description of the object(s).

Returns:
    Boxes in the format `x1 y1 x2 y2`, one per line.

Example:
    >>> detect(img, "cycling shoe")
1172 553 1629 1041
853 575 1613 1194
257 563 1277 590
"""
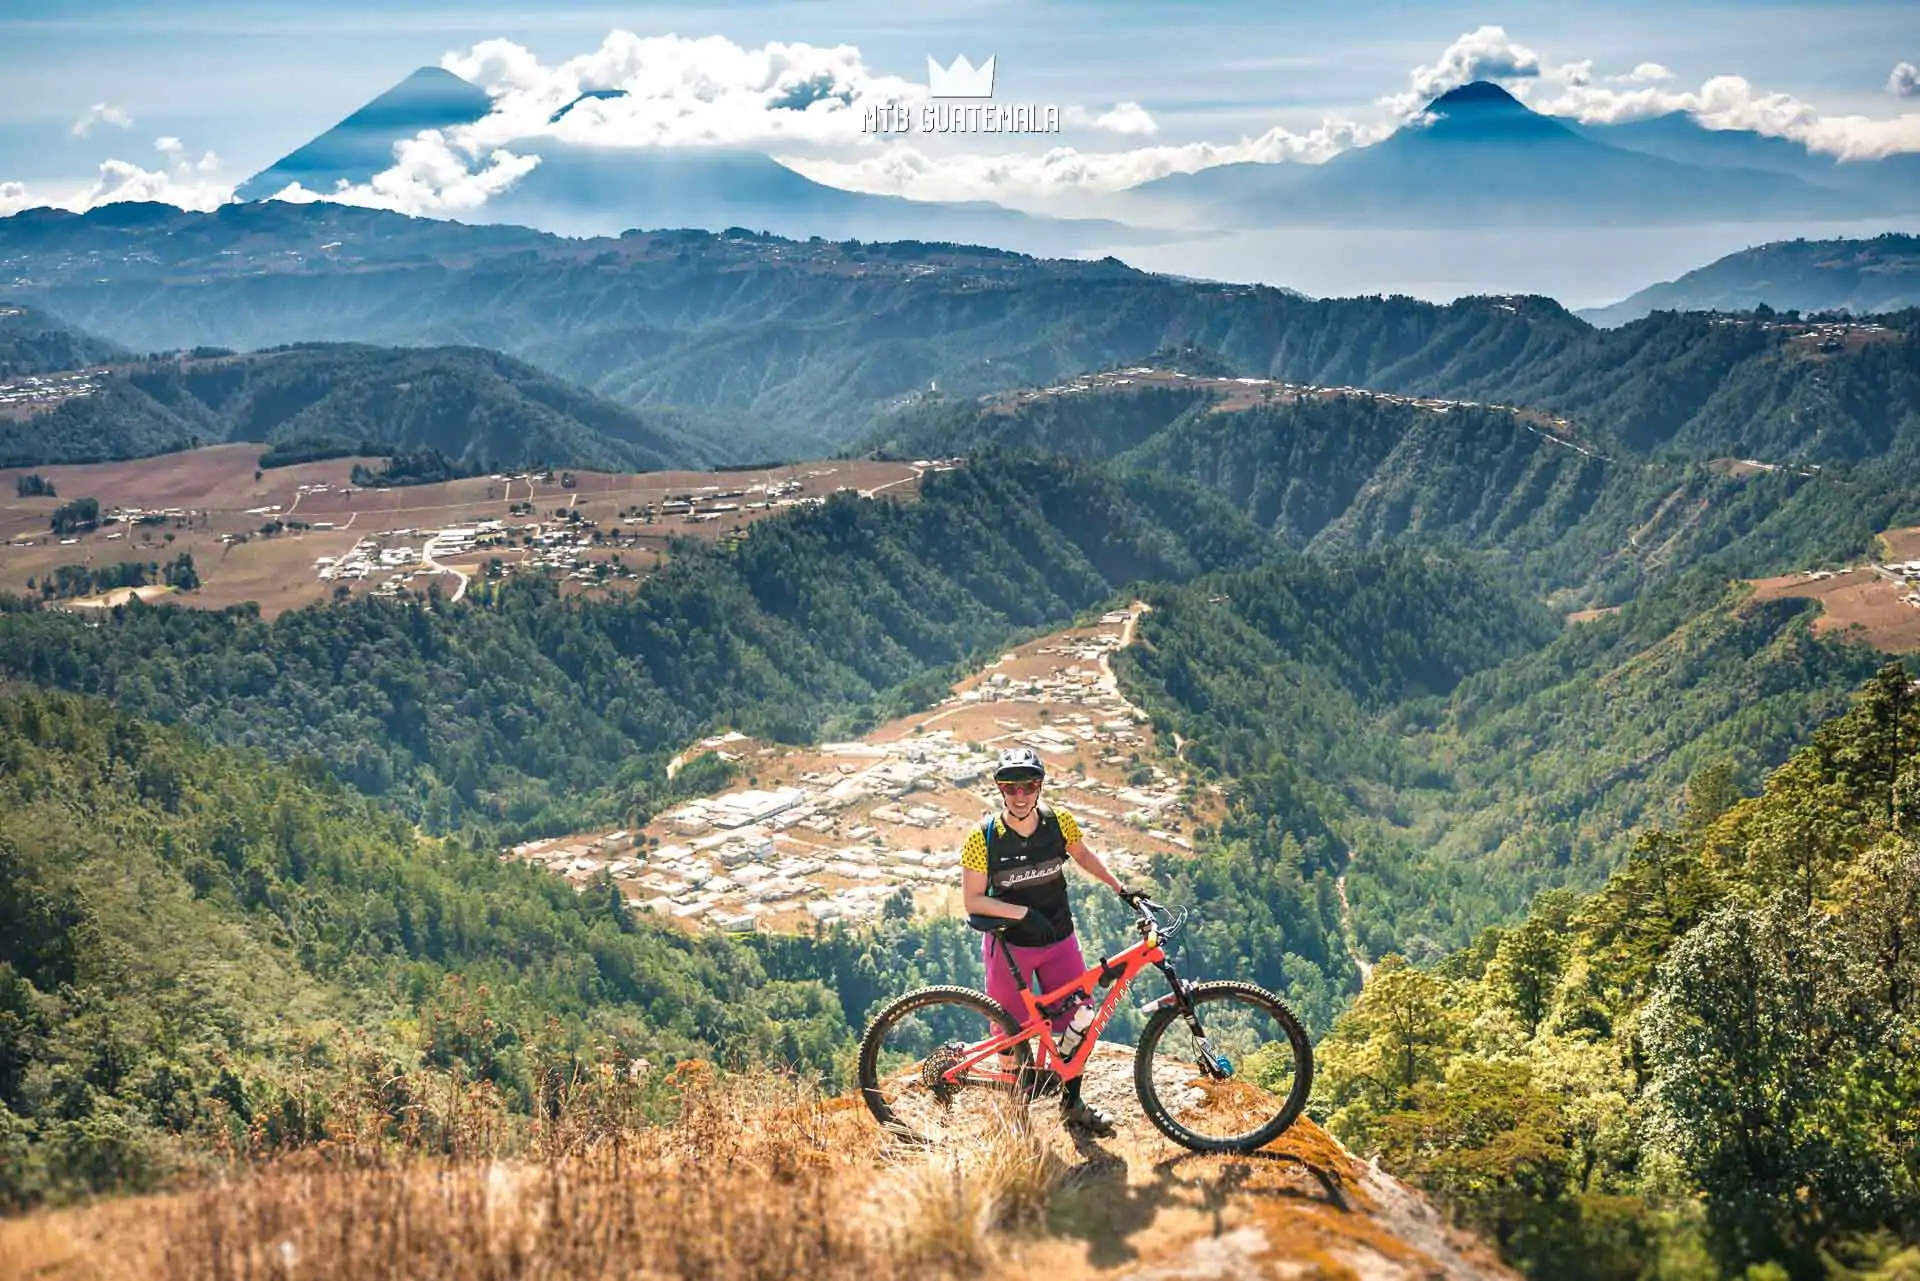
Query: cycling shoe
1062 1100 1116 1138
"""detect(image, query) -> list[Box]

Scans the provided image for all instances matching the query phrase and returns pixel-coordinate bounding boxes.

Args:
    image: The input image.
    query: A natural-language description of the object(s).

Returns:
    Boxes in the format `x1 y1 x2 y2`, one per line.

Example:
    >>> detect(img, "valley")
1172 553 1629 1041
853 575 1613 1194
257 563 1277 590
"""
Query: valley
0 155 1916 1281
6 13 1920 1274
511 604 1217 935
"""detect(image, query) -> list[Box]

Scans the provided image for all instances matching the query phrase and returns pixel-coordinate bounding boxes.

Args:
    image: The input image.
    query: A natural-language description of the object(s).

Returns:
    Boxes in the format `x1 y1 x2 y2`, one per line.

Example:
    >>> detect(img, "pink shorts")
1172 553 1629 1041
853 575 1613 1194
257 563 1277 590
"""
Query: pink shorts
983 931 1088 1032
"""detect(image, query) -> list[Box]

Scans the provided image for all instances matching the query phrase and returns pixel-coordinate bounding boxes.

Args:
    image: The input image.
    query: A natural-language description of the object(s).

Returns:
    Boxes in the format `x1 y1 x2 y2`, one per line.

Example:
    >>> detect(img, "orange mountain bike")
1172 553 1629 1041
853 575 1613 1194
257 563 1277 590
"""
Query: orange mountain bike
857 899 1313 1153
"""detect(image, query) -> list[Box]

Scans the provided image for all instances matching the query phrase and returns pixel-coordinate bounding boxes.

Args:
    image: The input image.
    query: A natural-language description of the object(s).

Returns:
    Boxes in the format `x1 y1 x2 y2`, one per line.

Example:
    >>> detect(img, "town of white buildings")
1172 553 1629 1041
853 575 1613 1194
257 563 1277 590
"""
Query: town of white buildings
506 609 1196 935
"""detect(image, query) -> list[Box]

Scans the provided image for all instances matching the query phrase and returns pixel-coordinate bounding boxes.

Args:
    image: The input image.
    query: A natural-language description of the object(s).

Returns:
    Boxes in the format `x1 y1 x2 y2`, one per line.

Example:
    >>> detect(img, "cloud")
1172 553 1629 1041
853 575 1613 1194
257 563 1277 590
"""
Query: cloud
268 130 540 215
1612 62 1674 84
409 31 1381 211
1533 73 1920 158
0 142 233 216
71 103 133 138
783 118 1388 204
73 156 231 211
1382 25 1541 117
1369 26 1920 160
1891 62 1920 100
1091 102 1158 136
441 32 920 151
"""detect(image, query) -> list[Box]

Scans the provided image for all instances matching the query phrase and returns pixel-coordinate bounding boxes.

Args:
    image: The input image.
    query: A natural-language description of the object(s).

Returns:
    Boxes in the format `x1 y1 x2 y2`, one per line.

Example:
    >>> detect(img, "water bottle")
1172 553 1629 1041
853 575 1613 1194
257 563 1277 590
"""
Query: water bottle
1056 1001 1097 1057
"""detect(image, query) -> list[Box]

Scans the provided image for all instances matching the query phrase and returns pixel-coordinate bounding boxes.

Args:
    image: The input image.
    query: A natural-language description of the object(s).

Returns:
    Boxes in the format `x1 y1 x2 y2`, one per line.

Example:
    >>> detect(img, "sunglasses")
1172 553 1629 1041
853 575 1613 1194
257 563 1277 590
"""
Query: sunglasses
997 779 1042 795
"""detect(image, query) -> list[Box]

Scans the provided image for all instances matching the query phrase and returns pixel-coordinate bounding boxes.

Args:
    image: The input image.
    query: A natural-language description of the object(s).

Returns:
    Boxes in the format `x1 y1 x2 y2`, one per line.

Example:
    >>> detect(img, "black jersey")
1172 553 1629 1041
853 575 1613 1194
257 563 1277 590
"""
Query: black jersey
960 804 1083 947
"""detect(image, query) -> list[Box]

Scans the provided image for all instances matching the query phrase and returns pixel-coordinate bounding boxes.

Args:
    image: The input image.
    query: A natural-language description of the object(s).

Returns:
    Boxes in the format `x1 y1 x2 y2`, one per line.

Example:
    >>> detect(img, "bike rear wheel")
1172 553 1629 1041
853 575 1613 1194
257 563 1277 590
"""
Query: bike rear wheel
1133 980 1313 1154
858 985 1033 1144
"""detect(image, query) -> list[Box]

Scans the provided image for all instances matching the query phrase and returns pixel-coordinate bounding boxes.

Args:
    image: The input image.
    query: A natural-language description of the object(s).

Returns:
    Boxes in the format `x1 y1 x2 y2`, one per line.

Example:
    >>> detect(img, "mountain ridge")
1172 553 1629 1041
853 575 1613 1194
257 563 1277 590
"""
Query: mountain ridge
0 340 750 471
0 301 129 378
1127 80 1912 227
1579 232 1920 325
864 359 1920 602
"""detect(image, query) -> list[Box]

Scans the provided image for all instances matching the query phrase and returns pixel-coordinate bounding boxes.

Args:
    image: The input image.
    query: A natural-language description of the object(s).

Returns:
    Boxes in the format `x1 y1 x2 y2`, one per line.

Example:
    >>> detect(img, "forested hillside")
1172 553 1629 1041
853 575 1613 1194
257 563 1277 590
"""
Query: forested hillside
1317 668 1920 1278
7 205 1915 462
0 454 1270 833
6 205 1920 1275
1119 563 1883 960
0 343 750 471
0 684 860 1206
876 380 1920 602
0 303 125 379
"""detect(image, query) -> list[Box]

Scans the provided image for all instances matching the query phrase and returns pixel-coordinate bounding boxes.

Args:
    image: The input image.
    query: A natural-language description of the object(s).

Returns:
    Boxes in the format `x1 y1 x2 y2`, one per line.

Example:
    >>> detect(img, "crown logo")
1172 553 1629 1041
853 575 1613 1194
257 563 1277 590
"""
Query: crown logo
927 54 996 98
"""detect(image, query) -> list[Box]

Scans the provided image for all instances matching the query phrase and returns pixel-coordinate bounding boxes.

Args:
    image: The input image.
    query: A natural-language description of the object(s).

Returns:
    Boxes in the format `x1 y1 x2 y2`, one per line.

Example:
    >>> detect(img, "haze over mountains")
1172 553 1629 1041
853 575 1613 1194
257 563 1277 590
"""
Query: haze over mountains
1129 81 1918 228
236 67 1167 255
224 69 1920 252
1580 233 1920 325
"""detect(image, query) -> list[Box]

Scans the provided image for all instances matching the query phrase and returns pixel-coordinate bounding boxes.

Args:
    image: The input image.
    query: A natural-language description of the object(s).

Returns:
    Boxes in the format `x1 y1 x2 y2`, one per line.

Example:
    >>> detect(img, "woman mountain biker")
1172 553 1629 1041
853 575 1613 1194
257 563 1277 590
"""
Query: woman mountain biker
961 745 1148 1137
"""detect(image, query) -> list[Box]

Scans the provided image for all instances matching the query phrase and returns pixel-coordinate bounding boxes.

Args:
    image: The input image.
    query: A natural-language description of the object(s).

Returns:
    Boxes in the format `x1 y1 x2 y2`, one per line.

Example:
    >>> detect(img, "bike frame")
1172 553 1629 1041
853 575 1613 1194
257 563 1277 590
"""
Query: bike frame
942 924 1176 1086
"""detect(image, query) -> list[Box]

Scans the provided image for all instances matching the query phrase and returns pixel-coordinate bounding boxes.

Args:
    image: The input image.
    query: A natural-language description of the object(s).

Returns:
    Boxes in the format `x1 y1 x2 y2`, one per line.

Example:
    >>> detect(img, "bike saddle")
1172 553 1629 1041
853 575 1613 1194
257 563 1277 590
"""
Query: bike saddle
966 914 1015 933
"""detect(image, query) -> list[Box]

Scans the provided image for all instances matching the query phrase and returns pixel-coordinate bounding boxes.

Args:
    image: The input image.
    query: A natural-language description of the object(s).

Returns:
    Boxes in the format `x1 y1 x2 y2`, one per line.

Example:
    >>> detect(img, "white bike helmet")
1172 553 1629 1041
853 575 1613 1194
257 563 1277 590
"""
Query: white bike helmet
992 746 1045 782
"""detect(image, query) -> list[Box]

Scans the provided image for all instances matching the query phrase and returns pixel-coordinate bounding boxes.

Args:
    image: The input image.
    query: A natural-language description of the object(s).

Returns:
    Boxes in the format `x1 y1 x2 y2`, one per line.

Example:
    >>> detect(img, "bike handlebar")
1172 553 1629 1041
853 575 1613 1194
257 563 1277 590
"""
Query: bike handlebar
1131 897 1189 940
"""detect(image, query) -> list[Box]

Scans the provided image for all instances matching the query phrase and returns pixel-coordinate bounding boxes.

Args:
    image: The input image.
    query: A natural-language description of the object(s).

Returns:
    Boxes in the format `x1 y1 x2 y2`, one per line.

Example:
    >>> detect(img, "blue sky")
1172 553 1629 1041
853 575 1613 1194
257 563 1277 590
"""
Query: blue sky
3 0 1917 208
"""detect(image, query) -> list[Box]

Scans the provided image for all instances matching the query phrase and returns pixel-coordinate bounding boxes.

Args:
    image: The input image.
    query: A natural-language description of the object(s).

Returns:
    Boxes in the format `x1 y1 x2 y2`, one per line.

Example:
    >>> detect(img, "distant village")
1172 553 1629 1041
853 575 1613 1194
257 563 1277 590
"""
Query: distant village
990 364 1592 449
506 608 1193 935
0 369 101 415
281 470 912 599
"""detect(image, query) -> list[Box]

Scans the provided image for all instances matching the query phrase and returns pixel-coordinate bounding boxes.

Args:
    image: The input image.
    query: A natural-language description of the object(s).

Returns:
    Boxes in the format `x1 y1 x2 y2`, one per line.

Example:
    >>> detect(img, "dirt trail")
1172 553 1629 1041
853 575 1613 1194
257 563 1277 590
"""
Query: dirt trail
971 1046 1509 1279
421 534 469 603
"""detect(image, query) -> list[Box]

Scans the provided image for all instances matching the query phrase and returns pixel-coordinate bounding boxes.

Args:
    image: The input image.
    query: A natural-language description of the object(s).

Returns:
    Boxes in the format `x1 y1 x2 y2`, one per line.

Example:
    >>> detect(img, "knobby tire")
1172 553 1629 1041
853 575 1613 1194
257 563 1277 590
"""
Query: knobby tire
856 984 1031 1144
1132 979 1314 1154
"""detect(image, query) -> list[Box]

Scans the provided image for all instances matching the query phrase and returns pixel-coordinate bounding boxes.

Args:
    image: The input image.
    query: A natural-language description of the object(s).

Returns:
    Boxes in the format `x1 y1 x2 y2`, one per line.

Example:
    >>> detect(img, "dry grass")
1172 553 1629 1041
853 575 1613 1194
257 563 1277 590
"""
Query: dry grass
873 1097 1071 1272
0 1062 1078 1281
0 1047 1505 1281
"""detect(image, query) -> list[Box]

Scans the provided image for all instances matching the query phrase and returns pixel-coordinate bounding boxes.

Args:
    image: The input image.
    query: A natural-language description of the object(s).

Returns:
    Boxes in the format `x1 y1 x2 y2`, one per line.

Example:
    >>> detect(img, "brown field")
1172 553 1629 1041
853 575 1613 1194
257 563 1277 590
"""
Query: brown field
0 447 931 618
1879 526 1920 561
1748 567 1920 651
1565 605 1622 624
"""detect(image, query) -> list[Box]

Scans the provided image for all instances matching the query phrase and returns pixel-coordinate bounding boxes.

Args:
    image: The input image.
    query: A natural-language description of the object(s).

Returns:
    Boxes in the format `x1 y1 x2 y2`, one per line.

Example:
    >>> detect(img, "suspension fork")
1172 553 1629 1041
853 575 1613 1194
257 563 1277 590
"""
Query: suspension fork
1155 959 1195 1018
1156 960 1231 1079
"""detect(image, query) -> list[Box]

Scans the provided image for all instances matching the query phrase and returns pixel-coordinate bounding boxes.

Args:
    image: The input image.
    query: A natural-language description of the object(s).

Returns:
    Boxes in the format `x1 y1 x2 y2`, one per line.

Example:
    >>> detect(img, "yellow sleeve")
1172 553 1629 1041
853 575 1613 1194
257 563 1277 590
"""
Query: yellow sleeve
1055 807 1082 845
961 826 988 873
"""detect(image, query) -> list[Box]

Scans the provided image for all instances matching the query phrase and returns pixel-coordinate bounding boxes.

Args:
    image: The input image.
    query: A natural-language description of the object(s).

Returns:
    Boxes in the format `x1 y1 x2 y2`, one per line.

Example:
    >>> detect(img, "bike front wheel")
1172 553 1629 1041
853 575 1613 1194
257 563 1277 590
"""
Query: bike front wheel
1133 980 1313 1154
857 985 1033 1144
